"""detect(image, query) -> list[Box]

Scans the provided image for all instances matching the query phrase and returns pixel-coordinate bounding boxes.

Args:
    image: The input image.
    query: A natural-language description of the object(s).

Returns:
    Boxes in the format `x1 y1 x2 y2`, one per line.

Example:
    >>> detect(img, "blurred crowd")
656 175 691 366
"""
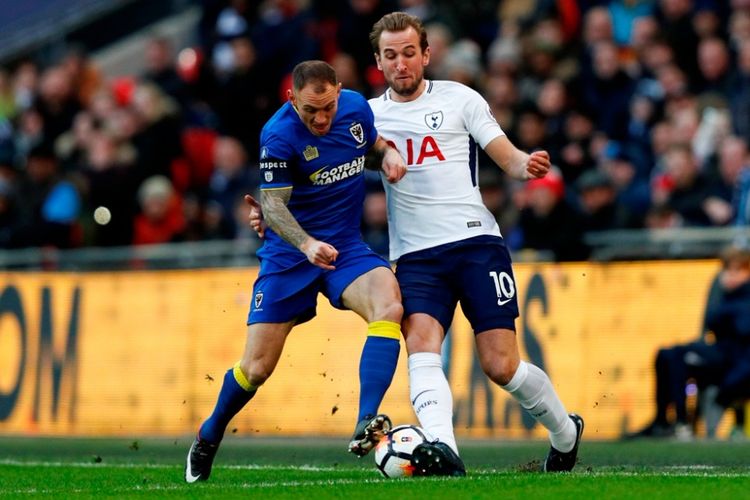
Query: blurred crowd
0 0 749 262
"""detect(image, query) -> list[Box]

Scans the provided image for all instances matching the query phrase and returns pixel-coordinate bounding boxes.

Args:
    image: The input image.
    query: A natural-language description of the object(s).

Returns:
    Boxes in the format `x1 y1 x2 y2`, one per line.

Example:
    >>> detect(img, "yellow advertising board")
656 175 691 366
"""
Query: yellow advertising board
0 260 728 439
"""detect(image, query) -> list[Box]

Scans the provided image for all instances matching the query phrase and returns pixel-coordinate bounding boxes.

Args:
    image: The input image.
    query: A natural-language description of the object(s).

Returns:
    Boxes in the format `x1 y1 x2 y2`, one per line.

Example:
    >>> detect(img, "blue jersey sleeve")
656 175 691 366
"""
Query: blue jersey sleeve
259 131 296 189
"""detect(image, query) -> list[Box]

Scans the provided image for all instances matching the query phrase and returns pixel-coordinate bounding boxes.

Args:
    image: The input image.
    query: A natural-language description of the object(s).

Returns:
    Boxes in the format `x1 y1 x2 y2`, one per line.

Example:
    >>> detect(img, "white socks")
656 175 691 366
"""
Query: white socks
408 352 459 454
502 361 577 452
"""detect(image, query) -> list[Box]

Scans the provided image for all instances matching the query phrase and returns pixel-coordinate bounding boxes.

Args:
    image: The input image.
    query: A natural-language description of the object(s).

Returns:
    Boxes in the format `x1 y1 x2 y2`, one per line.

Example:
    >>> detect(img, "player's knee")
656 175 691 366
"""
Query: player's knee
241 360 273 387
483 357 517 386
379 299 403 323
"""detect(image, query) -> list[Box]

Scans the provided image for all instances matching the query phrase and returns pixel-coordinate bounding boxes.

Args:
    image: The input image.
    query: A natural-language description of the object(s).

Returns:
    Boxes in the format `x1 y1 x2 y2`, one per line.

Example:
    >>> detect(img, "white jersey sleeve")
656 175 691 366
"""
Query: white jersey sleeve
369 80 506 261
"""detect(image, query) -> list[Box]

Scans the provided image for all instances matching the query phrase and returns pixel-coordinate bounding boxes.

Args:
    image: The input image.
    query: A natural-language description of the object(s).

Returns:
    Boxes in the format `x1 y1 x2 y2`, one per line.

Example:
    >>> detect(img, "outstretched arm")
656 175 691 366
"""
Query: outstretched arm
260 188 339 270
483 135 550 180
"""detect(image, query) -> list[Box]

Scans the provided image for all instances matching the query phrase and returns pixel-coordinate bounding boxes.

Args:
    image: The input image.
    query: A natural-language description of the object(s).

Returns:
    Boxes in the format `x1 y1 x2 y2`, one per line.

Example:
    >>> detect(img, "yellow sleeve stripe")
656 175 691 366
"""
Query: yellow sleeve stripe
260 186 292 191
233 361 257 392
367 320 401 340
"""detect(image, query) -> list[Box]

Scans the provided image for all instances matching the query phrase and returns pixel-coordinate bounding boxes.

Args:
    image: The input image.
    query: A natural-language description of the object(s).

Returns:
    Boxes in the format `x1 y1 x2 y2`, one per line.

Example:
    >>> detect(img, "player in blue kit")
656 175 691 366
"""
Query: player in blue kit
185 60 407 483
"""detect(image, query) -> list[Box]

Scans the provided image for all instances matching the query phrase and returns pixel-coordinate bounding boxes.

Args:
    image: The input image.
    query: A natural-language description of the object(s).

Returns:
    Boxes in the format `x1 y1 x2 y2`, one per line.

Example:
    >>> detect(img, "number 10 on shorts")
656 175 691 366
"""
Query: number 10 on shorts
489 271 515 306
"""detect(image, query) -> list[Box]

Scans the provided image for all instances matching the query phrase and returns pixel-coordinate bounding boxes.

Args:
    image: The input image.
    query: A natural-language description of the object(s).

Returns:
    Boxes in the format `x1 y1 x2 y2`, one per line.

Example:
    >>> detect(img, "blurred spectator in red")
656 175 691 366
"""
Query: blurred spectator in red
132 175 185 245
517 167 588 261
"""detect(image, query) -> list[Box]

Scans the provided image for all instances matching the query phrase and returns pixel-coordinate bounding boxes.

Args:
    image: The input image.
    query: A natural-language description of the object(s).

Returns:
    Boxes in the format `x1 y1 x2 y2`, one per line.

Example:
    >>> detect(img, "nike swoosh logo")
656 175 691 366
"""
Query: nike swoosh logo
497 298 511 306
411 389 436 405
185 444 202 483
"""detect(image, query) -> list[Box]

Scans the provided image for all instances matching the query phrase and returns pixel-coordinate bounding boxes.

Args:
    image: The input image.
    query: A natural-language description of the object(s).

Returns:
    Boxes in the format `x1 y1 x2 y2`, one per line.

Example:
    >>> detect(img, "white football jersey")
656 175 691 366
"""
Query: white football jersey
369 80 505 260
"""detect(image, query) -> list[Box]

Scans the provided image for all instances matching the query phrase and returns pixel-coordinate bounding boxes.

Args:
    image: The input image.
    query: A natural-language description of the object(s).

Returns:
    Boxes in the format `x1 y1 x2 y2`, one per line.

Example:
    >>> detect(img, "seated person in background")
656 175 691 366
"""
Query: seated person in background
700 246 750 438
629 245 750 439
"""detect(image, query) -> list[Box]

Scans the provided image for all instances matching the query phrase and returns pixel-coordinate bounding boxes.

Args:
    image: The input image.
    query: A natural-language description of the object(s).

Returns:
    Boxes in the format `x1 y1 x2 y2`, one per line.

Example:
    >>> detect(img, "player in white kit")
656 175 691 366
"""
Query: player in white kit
367 12 583 476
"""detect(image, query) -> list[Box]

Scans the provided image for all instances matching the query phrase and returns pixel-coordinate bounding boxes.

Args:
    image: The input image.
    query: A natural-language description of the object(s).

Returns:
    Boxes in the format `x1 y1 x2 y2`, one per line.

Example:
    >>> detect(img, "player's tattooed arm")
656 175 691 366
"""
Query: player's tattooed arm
260 188 339 270
261 188 309 249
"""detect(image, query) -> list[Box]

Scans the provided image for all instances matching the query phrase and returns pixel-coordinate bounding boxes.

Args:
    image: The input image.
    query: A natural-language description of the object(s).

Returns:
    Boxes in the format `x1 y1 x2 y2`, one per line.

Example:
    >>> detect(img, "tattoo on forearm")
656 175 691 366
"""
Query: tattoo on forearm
365 147 385 171
261 189 310 249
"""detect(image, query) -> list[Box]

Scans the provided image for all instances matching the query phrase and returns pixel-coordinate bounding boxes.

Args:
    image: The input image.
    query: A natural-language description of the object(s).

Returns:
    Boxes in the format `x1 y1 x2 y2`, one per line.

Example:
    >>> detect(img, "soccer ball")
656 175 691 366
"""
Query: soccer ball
373 424 429 478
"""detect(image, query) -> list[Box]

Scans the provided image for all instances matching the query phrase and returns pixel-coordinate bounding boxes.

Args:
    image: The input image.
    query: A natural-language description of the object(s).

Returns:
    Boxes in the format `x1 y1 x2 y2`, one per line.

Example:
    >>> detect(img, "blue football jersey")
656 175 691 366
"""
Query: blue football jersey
258 89 377 262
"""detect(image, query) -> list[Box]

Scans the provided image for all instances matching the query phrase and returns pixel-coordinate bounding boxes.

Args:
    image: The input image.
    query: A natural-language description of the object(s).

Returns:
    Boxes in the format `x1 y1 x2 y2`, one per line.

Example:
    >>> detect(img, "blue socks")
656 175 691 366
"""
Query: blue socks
357 321 401 421
199 364 256 443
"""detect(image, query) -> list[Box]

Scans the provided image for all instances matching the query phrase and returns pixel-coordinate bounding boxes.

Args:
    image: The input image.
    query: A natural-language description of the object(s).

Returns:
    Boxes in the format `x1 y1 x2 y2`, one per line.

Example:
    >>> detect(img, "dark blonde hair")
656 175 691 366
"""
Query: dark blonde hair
369 12 429 54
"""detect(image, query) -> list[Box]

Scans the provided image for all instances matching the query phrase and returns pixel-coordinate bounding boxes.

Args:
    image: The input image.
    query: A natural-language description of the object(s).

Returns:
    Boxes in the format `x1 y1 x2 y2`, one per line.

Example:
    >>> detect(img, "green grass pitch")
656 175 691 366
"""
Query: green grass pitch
1 436 749 498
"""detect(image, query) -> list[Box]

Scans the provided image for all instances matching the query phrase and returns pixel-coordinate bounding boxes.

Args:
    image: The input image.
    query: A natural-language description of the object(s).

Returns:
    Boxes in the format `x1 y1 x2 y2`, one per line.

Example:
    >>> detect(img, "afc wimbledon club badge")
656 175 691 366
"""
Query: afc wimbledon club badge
264 171 273 182
349 122 364 144
303 145 319 161
425 111 443 130
254 291 264 309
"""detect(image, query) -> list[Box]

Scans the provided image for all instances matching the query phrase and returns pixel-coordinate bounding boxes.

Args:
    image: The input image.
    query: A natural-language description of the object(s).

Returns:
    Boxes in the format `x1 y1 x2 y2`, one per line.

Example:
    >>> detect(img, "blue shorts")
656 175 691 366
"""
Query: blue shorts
248 239 390 325
395 235 519 334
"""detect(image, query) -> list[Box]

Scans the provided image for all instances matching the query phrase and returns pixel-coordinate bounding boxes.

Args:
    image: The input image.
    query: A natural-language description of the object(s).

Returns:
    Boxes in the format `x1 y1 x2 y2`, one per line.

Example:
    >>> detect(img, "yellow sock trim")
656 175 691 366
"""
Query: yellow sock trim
368 320 401 340
233 361 256 392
